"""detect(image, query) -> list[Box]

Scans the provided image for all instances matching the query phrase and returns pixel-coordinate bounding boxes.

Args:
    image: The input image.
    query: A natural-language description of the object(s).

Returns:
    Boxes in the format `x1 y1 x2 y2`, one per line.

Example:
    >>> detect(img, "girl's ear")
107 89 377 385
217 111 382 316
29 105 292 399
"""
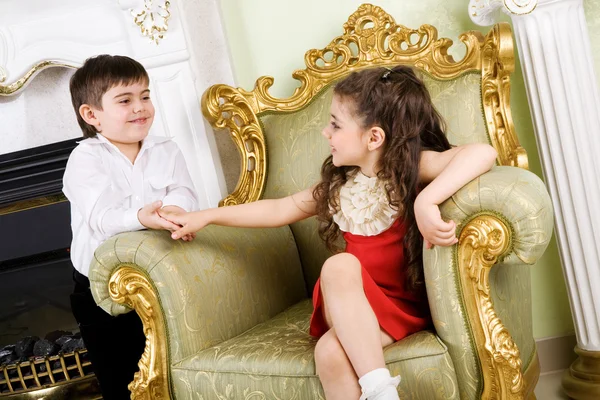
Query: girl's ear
367 126 386 151
79 104 101 131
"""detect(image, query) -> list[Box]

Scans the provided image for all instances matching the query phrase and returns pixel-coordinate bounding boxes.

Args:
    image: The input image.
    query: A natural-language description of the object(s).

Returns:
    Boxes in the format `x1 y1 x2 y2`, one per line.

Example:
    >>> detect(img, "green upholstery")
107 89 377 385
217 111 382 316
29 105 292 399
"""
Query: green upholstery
89 67 553 398
170 300 459 400
423 166 553 399
90 225 307 364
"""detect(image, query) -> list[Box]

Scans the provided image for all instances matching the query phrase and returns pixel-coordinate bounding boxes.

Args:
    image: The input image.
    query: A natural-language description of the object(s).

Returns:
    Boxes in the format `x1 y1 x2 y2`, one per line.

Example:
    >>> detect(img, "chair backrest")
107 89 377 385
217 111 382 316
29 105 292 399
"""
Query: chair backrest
202 3 526 289
202 4 530 398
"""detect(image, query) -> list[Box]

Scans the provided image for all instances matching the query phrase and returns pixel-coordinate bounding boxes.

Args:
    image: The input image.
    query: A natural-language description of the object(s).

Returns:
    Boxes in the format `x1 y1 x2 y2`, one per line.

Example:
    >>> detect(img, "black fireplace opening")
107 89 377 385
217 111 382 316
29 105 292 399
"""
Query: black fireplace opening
0 137 81 351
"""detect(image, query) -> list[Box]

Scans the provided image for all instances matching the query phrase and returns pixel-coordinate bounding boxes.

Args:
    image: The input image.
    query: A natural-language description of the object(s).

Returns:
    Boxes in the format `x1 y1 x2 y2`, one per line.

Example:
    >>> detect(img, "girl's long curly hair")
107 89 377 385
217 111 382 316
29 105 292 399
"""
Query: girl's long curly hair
313 65 451 293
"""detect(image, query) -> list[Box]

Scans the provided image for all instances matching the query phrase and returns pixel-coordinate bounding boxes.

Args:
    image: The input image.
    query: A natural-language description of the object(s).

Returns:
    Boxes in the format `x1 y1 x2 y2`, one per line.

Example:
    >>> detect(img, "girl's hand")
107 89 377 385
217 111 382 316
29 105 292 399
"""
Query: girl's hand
160 205 196 242
158 208 211 240
414 196 458 249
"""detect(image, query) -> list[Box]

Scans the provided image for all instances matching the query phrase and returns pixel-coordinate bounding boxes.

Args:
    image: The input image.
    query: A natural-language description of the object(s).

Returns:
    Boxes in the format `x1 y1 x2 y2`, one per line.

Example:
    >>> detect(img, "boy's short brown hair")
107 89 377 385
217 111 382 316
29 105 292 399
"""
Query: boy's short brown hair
69 55 149 138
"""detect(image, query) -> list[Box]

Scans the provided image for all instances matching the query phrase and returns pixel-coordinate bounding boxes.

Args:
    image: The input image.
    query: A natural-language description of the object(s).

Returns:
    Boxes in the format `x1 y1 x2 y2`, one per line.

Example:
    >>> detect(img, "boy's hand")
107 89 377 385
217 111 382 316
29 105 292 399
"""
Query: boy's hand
160 205 196 242
158 209 211 240
138 201 182 232
414 196 458 249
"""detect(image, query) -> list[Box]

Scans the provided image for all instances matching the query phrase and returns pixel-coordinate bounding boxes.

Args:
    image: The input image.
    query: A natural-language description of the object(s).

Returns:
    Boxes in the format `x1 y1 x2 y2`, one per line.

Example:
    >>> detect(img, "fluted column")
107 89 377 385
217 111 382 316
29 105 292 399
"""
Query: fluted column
469 0 600 398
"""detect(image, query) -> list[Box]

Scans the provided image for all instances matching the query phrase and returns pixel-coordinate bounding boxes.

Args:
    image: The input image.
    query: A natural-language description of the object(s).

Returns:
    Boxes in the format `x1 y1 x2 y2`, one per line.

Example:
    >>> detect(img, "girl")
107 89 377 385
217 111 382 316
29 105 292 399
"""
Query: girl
160 66 498 400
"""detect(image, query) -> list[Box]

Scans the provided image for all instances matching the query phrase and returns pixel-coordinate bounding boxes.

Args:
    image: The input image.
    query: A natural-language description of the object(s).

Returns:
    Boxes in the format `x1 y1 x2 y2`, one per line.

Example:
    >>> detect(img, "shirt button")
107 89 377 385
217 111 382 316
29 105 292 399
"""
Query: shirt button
135 196 141 202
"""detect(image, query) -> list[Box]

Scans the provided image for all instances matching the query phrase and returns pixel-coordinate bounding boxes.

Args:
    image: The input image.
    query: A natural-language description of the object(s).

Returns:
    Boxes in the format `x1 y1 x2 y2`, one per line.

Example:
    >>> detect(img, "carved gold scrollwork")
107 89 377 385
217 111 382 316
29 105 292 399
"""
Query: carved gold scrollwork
201 85 267 205
481 23 528 168
458 215 525 399
202 4 527 206
108 266 171 400
248 3 486 113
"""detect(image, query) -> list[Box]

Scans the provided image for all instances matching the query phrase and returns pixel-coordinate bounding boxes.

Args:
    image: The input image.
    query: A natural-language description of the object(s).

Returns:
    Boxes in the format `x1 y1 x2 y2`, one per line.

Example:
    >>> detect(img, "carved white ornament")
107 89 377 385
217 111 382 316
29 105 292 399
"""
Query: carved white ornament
469 0 538 26
129 0 171 44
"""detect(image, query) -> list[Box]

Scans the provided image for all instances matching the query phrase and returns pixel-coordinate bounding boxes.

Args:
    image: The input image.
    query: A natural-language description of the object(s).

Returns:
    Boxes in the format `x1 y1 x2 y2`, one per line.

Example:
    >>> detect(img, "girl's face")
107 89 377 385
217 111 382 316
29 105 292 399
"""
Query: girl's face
322 95 371 168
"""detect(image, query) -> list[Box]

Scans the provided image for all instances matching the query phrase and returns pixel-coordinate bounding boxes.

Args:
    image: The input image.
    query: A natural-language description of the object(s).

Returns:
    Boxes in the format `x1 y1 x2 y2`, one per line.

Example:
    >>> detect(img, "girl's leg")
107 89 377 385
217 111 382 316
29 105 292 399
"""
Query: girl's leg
315 327 395 400
314 328 360 400
319 253 392 376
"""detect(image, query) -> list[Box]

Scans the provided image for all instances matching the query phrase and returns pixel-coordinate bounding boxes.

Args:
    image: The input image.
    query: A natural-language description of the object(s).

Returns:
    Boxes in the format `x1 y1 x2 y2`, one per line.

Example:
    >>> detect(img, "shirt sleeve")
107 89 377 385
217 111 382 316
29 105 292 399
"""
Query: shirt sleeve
161 143 200 212
63 146 145 239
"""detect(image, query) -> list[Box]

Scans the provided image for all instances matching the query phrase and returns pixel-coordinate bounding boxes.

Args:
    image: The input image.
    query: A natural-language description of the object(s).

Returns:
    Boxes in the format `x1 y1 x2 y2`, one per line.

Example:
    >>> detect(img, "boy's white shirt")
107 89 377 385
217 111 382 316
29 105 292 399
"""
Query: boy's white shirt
62 133 199 276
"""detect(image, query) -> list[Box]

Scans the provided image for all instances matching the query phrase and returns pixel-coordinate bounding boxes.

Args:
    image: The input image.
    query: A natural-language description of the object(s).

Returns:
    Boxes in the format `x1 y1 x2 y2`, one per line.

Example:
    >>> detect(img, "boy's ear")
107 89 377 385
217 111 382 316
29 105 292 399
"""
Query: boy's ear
79 104 101 131
367 126 385 151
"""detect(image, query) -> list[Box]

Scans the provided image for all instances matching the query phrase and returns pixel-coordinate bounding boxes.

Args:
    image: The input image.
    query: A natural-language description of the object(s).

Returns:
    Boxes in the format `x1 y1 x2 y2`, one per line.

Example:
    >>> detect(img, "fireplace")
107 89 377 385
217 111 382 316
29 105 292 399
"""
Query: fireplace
1 2 235 397
0 138 101 398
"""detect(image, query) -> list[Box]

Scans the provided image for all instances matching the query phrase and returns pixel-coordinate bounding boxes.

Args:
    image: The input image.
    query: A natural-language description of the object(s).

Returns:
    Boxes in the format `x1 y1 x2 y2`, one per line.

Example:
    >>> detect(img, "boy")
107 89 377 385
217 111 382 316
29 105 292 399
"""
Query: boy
63 54 199 399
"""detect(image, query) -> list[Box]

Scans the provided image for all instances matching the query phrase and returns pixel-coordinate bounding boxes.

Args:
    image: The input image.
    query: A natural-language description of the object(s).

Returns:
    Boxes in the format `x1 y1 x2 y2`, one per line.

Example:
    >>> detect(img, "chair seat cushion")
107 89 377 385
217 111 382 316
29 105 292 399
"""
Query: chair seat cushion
171 299 459 399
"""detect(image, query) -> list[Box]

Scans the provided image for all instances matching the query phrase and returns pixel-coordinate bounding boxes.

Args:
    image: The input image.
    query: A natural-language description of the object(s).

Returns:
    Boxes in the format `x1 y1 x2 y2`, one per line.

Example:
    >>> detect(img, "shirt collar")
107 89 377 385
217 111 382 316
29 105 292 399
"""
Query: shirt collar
78 134 172 149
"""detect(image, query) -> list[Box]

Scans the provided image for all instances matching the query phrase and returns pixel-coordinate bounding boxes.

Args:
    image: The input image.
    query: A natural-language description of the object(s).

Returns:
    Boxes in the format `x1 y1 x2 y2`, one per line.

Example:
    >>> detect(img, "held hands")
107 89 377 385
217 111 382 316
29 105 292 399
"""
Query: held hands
157 208 210 240
160 206 197 242
414 195 458 249
137 201 196 241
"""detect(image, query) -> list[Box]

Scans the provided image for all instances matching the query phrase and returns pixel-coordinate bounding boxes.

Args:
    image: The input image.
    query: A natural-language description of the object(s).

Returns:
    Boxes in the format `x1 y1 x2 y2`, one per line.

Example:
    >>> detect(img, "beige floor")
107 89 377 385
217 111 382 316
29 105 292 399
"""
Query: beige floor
535 370 570 399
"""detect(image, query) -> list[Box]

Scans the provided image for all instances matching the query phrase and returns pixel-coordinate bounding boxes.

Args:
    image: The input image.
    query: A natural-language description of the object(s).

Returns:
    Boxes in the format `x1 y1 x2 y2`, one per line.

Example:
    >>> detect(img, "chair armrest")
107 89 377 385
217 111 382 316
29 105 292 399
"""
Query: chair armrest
87 224 306 397
424 166 553 399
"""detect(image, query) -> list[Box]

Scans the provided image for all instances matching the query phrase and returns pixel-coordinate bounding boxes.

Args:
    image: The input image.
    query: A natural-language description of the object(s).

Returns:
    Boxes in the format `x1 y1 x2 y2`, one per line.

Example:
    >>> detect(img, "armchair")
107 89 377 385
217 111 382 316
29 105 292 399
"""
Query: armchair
89 4 553 399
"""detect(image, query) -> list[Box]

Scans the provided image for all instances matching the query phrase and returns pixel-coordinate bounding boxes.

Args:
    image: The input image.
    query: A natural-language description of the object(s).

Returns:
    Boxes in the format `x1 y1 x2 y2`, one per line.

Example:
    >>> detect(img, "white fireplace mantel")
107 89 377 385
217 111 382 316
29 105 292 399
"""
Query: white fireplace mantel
0 0 233 208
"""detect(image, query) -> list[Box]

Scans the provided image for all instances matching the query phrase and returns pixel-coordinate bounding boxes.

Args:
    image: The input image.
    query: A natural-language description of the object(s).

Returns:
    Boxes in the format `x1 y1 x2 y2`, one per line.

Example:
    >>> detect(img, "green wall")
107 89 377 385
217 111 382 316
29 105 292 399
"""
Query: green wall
218 0 597 339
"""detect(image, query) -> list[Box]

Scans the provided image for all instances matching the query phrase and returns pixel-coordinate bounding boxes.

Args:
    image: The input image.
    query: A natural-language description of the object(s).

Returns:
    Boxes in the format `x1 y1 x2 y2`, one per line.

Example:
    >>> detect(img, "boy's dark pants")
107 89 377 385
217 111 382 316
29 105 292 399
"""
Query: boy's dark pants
70 269 145 400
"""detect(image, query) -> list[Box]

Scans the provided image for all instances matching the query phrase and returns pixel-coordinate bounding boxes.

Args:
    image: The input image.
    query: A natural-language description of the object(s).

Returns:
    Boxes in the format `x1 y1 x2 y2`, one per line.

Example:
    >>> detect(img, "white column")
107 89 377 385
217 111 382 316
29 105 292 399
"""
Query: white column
469 0 600 397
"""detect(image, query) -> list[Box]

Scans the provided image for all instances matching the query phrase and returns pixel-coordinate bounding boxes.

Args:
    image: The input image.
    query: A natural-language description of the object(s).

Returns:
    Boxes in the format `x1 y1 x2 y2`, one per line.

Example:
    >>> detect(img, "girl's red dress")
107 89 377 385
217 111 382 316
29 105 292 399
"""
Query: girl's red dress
309 219 432 341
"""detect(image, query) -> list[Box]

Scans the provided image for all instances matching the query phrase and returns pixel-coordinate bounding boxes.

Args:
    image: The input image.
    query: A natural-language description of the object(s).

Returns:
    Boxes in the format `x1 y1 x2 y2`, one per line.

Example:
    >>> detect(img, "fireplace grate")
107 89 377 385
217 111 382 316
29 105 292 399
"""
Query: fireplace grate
0 349 94 395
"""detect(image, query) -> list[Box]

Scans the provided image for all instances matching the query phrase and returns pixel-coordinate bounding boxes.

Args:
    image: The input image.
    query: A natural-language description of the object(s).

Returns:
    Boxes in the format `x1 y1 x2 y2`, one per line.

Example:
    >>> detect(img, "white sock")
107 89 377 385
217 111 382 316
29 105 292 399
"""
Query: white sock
358 368 401 400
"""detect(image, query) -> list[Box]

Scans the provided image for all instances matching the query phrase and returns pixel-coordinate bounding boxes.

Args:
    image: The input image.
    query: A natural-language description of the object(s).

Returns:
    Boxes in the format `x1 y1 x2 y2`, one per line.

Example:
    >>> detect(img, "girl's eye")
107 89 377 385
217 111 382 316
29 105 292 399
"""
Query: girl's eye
142 96 151 100
330 121 339 129
119 99 130 104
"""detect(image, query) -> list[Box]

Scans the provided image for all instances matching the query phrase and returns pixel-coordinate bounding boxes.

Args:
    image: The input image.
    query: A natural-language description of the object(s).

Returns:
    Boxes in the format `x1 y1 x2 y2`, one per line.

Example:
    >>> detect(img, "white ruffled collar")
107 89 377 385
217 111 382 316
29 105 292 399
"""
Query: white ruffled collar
332 171 397 236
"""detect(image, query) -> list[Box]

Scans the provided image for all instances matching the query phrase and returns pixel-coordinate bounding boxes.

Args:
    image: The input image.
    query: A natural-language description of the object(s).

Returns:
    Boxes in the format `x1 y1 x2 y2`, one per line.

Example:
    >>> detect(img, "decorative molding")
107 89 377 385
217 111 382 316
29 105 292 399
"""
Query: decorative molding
469 0 538 26
108 266 171 400
457 214 525 399
0 61 75 96
504 0 538 15
469 0 507 26
129 0 172 45
202 4 527 205
563 347 600 399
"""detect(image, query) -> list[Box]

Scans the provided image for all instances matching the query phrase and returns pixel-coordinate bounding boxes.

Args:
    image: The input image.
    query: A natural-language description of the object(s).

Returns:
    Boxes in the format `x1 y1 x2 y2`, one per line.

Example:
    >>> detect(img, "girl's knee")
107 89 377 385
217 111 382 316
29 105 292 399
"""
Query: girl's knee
320 253 361 287
314 331 347 374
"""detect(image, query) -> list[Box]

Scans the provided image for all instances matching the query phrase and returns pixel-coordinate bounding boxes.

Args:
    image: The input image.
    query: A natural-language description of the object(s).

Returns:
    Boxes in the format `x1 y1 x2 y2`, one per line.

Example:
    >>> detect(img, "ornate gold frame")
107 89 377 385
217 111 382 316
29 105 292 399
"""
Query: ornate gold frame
202 3 527 206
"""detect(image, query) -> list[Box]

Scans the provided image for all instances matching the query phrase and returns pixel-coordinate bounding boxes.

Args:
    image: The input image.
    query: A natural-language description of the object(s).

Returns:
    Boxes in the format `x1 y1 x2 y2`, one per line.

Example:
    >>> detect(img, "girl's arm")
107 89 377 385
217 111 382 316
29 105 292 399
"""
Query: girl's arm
160 187 317 240
415 143 498 247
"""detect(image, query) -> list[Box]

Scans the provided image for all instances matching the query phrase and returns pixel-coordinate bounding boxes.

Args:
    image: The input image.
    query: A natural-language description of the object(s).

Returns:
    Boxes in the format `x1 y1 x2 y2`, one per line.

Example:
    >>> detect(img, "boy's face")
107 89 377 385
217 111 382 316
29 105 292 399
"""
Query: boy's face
83 80 155 146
